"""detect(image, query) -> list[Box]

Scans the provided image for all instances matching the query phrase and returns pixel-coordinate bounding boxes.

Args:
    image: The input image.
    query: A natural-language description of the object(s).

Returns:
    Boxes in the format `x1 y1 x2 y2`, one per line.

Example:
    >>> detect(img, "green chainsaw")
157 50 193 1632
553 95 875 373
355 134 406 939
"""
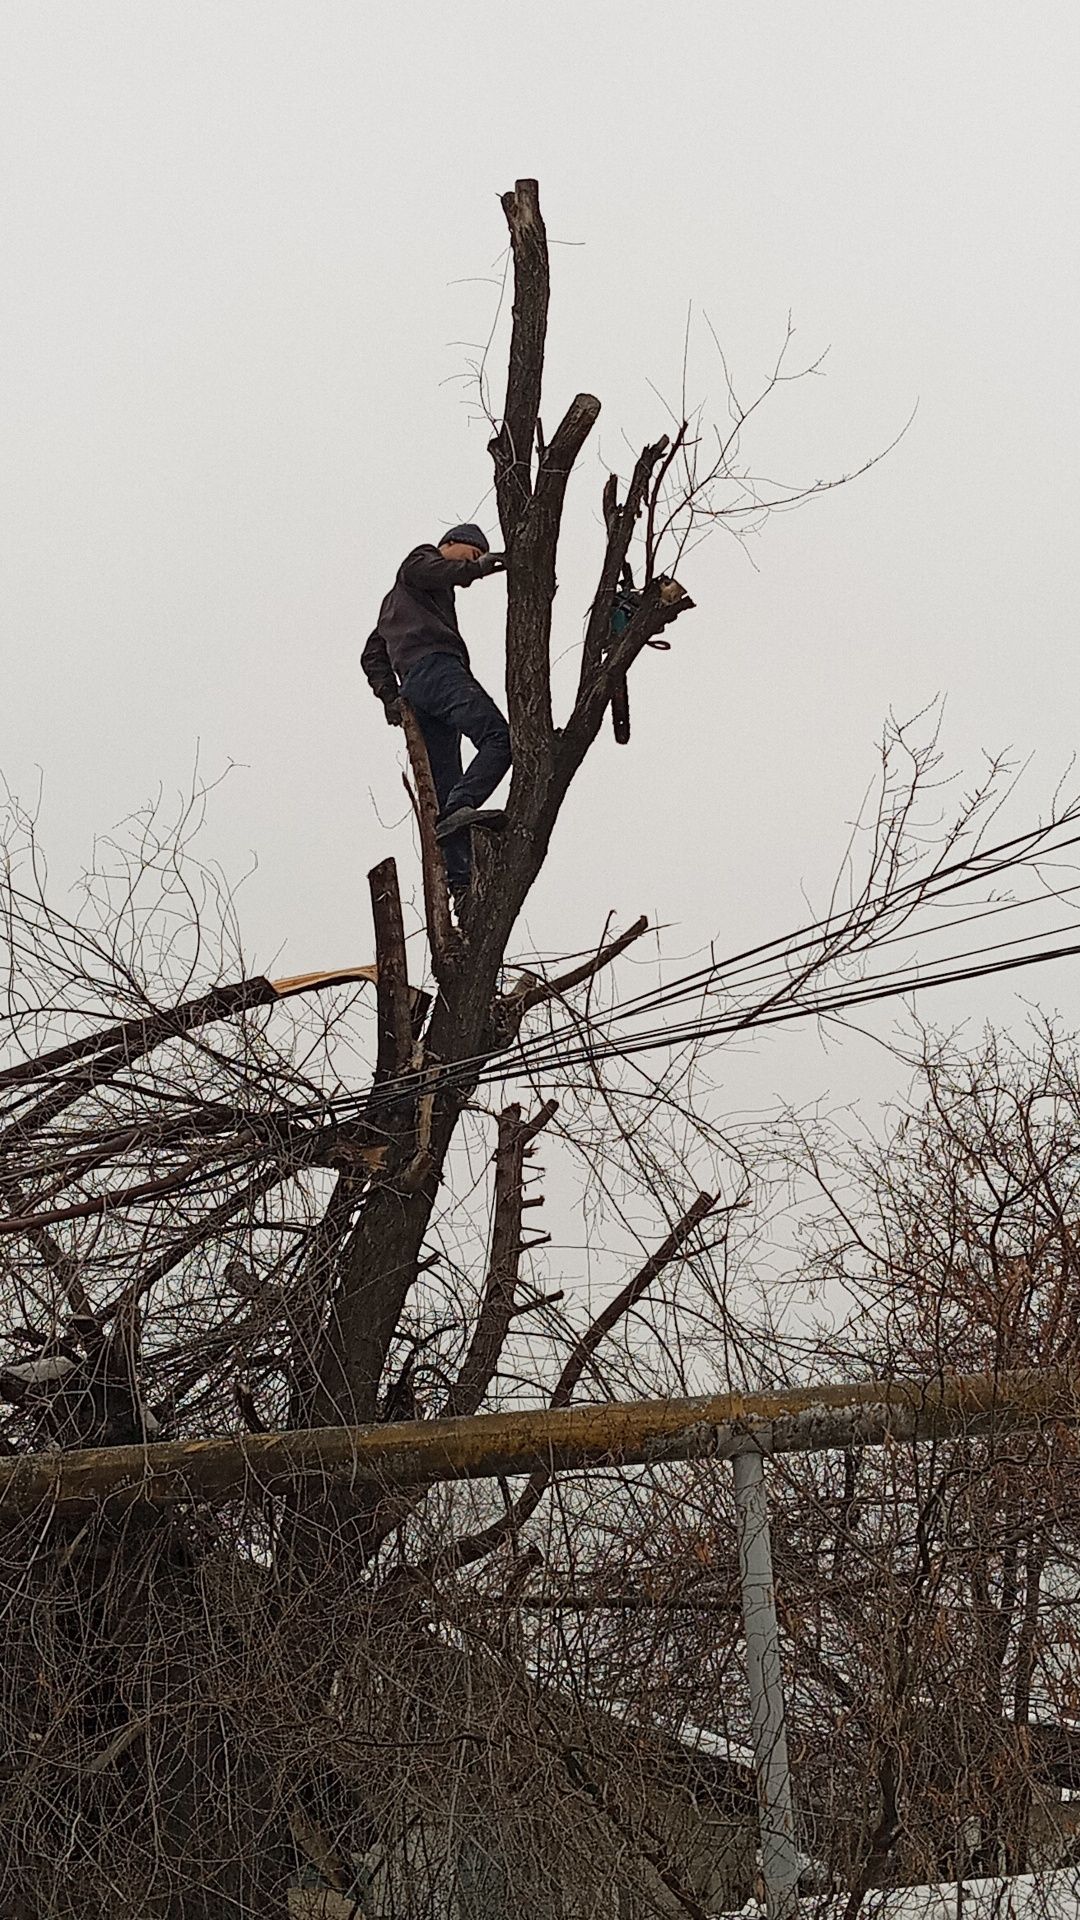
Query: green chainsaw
607 562 684 744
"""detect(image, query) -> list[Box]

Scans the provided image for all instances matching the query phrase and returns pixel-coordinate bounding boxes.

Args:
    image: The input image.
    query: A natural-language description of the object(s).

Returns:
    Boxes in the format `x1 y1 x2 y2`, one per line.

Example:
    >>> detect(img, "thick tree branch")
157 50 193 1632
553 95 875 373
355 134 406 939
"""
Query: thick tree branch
0 970 380 1104
1014 1527 1046 1726
368 859 413 1084
287 1172 367 1428
489 178 549 541
486 181 602 799
0 1177 93 1321
442 1099 558 1420
20 1227 90 1321
0 979 279 1094
503 392 601 787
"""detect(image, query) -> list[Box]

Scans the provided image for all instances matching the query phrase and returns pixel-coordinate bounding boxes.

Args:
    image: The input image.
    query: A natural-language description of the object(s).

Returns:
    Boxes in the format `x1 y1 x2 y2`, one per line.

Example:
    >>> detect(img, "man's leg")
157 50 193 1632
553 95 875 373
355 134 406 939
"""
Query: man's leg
438 664 512 815
403 656 511 813
402 655 512 863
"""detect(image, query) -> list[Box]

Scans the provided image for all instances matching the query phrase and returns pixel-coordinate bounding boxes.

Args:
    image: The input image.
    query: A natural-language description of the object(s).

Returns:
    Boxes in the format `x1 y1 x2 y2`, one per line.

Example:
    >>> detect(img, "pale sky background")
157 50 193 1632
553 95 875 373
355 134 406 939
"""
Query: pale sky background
3 1 1080 1163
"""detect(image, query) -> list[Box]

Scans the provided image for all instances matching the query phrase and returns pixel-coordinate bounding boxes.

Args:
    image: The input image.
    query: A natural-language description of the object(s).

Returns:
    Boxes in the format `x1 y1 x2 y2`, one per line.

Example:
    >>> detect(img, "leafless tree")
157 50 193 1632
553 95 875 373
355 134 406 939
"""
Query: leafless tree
3 180 1080 1919
575 1026 1080 1915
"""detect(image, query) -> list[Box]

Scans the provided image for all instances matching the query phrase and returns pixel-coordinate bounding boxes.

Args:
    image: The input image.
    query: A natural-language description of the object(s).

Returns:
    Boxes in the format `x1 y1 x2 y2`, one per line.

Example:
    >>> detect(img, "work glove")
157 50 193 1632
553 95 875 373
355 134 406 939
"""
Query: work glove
381 696 403 727
476 551 506 577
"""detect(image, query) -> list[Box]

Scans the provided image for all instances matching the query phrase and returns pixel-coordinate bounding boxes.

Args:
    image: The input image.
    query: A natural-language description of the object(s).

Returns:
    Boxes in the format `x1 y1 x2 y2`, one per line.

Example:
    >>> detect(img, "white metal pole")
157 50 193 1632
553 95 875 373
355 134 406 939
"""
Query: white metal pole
733 1445 801 1920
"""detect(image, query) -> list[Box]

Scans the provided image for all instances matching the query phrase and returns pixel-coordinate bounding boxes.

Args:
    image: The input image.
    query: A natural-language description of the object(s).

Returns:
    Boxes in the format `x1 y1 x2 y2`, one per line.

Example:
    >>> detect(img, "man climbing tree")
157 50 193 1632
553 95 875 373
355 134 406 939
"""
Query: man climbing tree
361 522 510 906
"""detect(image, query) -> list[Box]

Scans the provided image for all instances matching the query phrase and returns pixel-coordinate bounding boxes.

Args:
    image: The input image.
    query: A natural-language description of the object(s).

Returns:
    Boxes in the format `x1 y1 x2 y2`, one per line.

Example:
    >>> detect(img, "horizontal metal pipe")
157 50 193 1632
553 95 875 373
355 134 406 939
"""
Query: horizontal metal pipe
1 1365 1076 1520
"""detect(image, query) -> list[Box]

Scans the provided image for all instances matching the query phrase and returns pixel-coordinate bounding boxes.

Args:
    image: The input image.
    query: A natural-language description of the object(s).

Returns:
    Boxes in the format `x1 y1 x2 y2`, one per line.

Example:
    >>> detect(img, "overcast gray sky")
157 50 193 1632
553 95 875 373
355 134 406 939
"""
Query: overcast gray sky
3 0 1079 1127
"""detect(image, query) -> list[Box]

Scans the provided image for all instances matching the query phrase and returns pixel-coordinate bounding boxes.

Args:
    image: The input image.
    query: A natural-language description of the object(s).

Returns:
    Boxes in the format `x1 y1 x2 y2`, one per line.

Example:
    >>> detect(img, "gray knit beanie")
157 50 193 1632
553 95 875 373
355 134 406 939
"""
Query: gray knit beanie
439 523 490 554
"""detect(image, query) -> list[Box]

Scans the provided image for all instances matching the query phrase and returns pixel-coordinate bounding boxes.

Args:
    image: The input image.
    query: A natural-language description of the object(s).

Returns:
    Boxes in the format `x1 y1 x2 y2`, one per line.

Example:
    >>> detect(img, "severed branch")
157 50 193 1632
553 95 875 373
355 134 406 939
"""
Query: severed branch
1 1045 146 1159
0 968 380 1099
0 966 386 1301
0 1151 249 1236
0 979 281 1095
442 1099 558 1420
0 1110 388 1238
368 859 413 1084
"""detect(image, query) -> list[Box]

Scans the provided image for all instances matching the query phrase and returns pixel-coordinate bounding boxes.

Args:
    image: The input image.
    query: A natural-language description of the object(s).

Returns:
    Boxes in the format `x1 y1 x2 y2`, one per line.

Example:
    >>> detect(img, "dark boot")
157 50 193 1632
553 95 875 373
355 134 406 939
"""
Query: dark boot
435 805 507 843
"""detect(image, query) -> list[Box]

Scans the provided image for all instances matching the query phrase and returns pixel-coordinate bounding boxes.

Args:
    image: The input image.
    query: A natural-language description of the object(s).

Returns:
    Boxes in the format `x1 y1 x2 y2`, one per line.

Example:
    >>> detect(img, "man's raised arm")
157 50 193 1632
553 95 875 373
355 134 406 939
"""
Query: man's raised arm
401 548 505 591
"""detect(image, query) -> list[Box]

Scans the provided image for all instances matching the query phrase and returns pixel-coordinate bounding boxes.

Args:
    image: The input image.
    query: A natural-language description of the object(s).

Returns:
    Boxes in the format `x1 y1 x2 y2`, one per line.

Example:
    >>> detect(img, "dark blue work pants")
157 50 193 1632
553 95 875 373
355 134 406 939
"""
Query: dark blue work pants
400 652 512 891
